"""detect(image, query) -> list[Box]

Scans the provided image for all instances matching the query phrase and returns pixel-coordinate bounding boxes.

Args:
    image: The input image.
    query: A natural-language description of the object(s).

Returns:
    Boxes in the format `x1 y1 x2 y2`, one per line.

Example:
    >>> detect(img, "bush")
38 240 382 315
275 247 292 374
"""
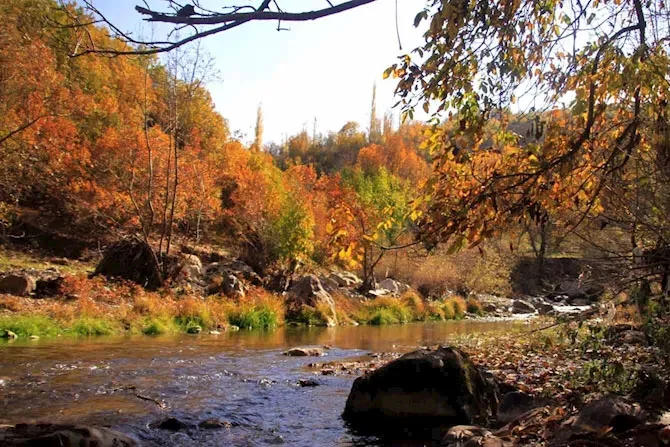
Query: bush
448 296 467 319
426 301 446 321
401 292 426 320
442 300 456 320
466 297 484 316
141 317 177 335
369 308 400 325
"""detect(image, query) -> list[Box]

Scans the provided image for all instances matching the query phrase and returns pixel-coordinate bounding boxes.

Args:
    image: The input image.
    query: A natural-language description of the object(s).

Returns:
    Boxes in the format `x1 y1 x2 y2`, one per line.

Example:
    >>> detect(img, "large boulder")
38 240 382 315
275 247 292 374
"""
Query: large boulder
0 274 36 296
378 278 411 296
511 300 536 314
328 271 361 288
287 275 337 326
179 254 203 280
0 423 137 446
570 396 645 433
318 275 340 293
342 346 499 433
95 240 162 289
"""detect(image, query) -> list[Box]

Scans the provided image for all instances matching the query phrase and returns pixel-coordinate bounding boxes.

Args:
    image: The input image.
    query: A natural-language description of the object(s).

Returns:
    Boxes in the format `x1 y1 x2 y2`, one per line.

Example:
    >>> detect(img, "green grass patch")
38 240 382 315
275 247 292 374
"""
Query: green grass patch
0 314 63 338
228 306 278 329
368 308 400 325
70 317 118 336
292 305 331 326
139 316 179 336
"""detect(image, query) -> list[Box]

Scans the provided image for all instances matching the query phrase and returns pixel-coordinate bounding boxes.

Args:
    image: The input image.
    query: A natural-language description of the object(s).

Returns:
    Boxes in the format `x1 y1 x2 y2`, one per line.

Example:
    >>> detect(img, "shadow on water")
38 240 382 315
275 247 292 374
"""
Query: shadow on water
0 321 520 446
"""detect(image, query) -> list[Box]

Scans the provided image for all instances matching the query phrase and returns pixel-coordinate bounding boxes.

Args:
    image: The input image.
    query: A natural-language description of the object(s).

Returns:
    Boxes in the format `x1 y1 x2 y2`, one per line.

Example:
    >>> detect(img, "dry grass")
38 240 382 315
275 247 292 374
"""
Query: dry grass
0 276 286 338
374 241 516 298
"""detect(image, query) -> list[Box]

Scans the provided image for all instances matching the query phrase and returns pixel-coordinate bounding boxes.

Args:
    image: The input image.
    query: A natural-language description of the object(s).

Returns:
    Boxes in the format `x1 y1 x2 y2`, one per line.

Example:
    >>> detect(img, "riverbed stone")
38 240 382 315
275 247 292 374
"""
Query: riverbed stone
0 424 137 446
497 391 539 424
1 330 17 339
283 347 326 357
342 346 499 432
198 418 232 429
442 425 509 447
443 425 492 443
153 417 193 431
571 395 646 433
298 378 320 387
0 274 36 296
511 300 535 314
621 330 647 345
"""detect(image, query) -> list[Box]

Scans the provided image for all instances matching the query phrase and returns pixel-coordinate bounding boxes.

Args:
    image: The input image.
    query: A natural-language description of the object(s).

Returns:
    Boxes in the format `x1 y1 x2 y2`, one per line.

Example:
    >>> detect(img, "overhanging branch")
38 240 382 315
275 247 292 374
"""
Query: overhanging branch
69 0 378 56
135 0 377 25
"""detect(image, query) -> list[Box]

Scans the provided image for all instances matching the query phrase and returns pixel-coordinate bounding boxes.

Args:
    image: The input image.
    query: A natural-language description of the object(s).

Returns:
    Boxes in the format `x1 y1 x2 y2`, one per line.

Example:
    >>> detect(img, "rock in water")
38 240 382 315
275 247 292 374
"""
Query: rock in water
283 347 325 357
0 424 137 446
342 346 499 434
1 330 17 339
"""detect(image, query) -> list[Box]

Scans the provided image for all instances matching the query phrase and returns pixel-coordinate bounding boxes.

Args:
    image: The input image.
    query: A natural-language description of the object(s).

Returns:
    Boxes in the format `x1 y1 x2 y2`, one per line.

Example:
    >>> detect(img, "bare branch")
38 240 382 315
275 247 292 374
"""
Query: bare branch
134 0 376 25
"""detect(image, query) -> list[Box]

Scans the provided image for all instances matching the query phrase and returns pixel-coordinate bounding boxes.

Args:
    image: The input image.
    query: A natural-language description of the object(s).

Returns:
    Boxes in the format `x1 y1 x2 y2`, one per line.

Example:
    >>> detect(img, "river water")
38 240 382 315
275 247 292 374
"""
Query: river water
0 321 518 446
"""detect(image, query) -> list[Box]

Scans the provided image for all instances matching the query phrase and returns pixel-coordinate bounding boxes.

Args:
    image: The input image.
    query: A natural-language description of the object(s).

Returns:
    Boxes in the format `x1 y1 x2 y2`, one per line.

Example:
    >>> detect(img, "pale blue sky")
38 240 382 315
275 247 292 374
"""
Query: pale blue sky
95 0 427 144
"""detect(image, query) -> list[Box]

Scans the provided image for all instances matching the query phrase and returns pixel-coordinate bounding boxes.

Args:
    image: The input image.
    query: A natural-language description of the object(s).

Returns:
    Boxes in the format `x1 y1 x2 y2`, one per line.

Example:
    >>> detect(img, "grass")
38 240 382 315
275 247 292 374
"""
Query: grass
139 316 179 336
0 314 63 338
0 253 489 339
0 247 94 276
70 316 118 336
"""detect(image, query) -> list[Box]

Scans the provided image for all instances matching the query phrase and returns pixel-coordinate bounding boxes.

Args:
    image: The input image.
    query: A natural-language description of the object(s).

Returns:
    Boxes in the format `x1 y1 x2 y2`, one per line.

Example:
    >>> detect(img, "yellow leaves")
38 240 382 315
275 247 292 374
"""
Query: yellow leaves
409 209 423 221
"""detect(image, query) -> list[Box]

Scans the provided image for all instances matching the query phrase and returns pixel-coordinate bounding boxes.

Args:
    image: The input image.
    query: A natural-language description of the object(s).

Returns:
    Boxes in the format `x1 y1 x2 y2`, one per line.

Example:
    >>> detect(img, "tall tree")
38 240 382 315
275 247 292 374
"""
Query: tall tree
253 104 264 152
369 83 382 144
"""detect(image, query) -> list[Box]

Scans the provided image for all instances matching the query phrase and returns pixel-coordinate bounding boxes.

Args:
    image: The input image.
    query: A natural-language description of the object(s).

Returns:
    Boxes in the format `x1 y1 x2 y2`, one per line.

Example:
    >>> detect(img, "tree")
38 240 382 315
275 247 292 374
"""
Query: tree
369 83 382 144
391 0 670 305
62 0 379 56
253 104 264 152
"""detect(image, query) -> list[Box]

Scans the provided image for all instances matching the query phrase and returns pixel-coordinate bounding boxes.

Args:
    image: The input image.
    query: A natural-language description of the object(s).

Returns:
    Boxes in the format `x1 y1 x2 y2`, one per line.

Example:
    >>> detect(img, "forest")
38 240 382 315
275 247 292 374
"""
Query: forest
1 0 670 445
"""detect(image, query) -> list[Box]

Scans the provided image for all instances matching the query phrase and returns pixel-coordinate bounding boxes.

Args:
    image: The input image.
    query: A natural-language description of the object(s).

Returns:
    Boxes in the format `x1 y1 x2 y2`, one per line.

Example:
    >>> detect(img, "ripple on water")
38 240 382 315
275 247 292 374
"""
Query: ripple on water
0 321 521 445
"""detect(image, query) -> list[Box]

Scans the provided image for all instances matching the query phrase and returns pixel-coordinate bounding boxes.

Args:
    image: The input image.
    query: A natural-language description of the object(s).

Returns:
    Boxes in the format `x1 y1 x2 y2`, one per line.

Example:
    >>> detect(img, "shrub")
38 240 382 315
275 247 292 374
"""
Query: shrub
225 289 283 329
442 300 456 320
426 301 446 321
174 296 215 330
141 317 177 335
447 296 467 319
401 292 426 320
369 308 399 325
466 297 484 316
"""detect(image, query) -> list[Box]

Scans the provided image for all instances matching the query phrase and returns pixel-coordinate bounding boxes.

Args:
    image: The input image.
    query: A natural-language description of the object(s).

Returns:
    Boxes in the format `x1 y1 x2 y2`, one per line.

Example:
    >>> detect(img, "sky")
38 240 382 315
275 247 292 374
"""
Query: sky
95 0 428 144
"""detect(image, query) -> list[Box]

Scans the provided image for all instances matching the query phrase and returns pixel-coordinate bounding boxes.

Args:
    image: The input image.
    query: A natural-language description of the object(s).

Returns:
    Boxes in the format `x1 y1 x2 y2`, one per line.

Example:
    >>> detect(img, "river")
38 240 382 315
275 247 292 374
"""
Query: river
0 321 519 446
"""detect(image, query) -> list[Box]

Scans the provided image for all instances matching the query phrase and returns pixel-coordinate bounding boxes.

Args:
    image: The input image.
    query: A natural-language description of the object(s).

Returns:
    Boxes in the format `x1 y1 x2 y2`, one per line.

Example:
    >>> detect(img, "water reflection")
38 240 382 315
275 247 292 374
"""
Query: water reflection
0 321 520 446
